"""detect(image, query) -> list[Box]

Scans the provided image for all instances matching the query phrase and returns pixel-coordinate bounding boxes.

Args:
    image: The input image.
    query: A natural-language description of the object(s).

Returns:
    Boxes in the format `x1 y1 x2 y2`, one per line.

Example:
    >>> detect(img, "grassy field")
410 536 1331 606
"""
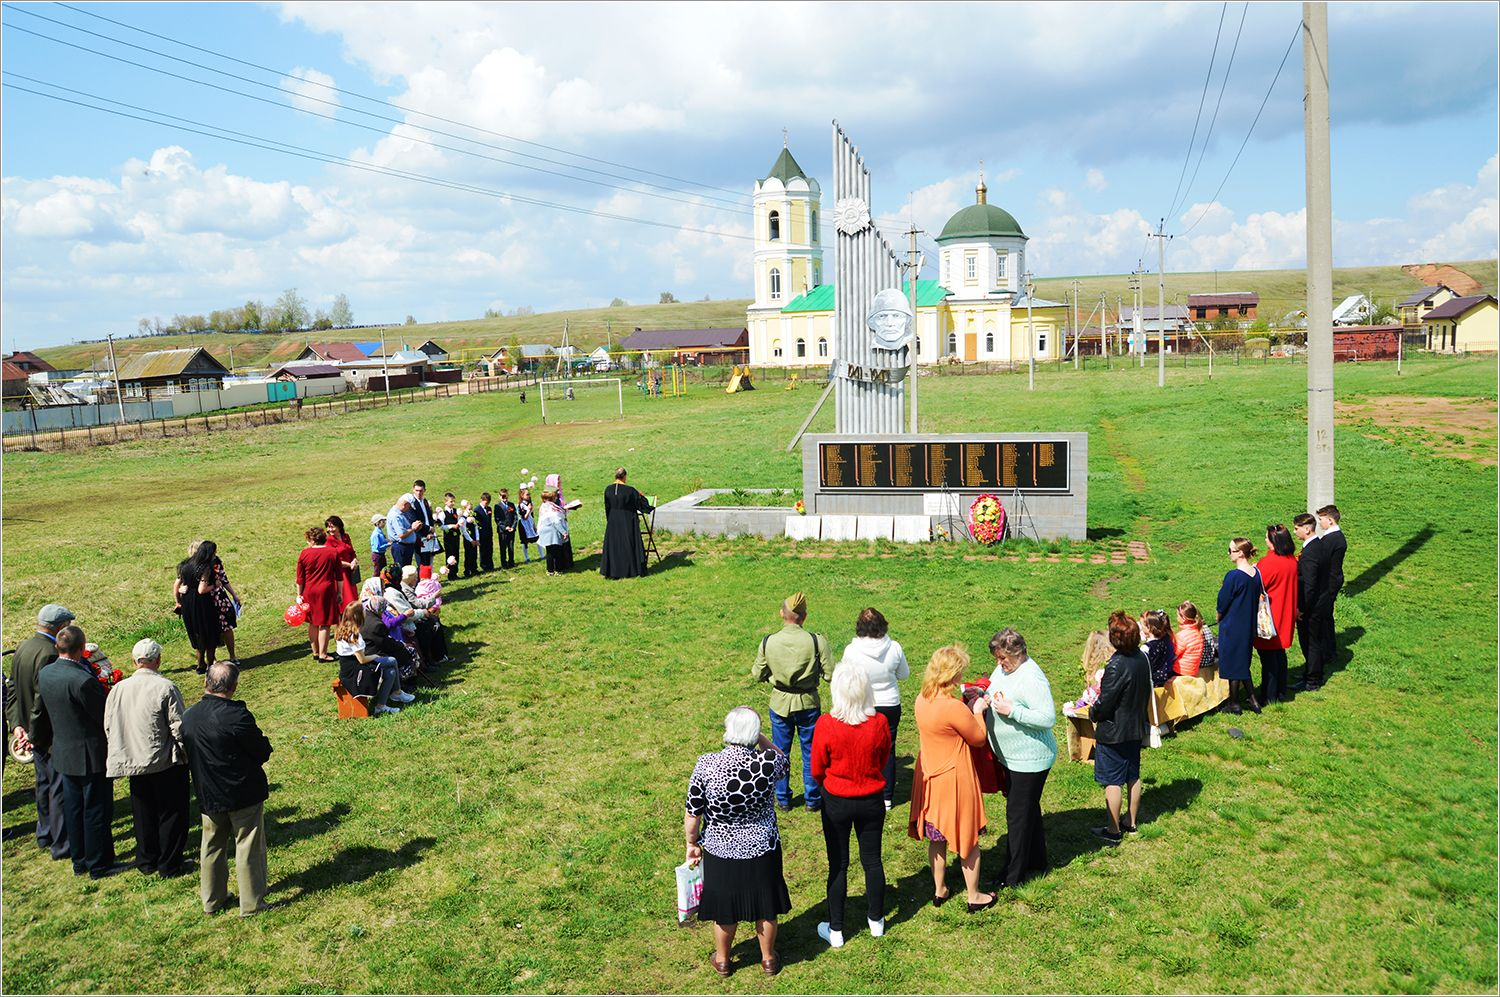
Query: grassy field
2 355 1495 994
31 258 1496 373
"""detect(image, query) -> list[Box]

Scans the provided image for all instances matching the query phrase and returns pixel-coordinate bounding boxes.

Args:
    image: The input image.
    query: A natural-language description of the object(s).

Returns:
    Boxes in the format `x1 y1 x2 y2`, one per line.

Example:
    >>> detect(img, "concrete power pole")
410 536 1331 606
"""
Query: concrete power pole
1304 1 1335 512
1100 293 1108 360
106 333 126 425
1025 271 1035 390
1154 223 1168 388
1072 279 1081 369
906 222 923 432
1131 270 1144 367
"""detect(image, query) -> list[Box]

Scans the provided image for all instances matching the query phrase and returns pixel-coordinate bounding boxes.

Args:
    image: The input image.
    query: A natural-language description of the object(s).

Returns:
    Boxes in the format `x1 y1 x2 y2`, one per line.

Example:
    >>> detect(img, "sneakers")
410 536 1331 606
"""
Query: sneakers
867 917 885 938
1090 825 1123 846
816 922 844 948
375 705 401 716
390 691 416 704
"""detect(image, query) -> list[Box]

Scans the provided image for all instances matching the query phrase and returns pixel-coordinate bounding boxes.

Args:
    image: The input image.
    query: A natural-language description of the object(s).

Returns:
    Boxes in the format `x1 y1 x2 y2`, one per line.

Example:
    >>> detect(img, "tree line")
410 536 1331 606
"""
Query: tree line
136 289 353 336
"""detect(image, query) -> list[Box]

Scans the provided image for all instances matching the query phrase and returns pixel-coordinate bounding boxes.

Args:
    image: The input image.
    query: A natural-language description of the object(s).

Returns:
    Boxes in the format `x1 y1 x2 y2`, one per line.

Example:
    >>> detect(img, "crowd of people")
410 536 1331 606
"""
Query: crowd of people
685 505 1349 976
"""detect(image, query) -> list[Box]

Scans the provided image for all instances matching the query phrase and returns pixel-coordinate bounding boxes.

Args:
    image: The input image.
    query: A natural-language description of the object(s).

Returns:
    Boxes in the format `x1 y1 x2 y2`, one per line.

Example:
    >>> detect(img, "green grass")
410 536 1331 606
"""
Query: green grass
2 355 1496 993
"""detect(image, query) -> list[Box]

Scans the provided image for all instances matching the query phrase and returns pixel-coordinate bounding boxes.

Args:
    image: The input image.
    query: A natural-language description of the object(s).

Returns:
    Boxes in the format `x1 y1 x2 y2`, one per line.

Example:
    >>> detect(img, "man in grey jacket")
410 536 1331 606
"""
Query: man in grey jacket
104 639 190 877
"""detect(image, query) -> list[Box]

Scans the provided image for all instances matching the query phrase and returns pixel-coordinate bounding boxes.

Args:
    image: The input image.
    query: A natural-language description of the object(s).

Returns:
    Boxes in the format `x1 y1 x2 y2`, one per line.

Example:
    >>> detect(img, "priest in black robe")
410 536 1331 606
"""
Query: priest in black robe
600 468 654 579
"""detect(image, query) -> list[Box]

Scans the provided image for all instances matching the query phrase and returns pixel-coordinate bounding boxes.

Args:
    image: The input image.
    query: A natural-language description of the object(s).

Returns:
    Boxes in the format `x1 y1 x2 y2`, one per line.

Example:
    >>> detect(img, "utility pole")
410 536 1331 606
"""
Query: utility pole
1304 1 1335 512
1116 294 1123 355
1130 269 1144 366
1024 271 1035 390
1072 278 1081 369
228 342 235 373
379 326 390 401
1150 223 1169 387
106 334 126 425
1100 293 1108 360
906 221 923 432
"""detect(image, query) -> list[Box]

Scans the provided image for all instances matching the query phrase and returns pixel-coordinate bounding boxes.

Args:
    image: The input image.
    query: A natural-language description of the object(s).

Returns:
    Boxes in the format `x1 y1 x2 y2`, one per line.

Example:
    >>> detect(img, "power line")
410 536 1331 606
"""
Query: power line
1165 2 1227 219
1176 2 1249 217
2 22 753 219
3 77 759 243
45 0 751 201
1177 19 1301 237
4 5 752 210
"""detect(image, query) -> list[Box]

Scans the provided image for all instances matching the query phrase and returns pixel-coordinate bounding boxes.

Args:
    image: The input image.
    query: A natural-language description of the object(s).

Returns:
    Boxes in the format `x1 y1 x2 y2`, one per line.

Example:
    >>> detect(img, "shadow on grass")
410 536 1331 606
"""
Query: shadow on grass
267 801 352 847
1345 525 1434 597
440 575 512 605
1289 624 1365 688
1086 527 1127 541
650 550 696 575
272 835 436 906
232 641 321 672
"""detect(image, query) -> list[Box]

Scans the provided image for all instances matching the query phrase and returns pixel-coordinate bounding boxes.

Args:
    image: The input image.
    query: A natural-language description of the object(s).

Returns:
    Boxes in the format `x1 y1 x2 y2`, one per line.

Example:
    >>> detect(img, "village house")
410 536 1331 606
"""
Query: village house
1422 294 1498 353
1187 292 1259 324
1397 285 1458 328
116 347 231 396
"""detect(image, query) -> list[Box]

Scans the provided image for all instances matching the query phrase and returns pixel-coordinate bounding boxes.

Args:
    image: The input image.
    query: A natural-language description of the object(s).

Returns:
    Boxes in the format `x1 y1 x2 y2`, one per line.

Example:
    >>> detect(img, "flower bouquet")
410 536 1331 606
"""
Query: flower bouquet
794 499 806 515
968 494 1007 545
82 643 124 693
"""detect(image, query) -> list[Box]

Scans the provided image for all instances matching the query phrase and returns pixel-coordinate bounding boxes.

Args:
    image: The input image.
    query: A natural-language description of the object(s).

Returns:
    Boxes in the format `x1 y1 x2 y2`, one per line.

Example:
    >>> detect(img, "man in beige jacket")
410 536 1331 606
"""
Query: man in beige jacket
104 639 190 877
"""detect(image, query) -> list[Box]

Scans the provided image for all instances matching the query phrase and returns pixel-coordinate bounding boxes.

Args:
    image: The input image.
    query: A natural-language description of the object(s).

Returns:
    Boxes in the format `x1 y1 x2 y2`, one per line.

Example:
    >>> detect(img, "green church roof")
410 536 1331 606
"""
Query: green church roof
781 280 951 313
764 147 808 184
936 202 1026 242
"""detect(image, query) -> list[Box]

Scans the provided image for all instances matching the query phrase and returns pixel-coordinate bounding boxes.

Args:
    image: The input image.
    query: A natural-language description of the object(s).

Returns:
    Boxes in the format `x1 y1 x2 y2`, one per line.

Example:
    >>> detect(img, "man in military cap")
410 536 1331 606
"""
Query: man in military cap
751 593 831 812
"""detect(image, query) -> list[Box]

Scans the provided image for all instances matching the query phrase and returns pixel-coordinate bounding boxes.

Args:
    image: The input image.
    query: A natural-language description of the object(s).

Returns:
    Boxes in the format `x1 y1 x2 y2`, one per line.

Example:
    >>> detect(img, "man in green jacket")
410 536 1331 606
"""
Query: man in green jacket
752 592 830 812
7 604 74 859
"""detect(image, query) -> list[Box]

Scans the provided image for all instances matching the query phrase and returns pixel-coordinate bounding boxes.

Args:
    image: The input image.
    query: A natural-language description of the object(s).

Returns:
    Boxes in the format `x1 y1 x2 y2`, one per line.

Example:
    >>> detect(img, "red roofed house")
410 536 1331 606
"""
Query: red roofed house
296 342 368 363
1187 292 1259 323
616 327 748 366
3 360 31 399
2 351 56 375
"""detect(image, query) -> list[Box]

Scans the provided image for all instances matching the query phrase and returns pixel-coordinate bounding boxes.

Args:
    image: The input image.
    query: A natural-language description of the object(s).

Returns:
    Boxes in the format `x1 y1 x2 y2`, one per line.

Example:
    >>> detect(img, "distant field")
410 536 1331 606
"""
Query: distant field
31 259 1497 372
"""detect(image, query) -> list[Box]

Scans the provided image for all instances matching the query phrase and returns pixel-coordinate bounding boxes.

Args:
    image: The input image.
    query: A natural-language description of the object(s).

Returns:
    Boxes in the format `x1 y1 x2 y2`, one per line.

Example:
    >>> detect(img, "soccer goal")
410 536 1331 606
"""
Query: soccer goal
539 377 624 425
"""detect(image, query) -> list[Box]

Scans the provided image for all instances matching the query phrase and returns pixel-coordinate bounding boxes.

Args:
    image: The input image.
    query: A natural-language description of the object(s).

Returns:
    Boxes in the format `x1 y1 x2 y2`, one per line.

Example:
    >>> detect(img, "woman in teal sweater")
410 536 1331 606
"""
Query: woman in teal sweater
985 628 1058 888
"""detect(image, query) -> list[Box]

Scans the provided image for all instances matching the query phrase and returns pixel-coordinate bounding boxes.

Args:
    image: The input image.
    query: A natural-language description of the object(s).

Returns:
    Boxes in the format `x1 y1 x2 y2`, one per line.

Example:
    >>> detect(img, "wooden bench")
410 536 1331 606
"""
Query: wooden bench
1063 663 1232 761
331 678 372 719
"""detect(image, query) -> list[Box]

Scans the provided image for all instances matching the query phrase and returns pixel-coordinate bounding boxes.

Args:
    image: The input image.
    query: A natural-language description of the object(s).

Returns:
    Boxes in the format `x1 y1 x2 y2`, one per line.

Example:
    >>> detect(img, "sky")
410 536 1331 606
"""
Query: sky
2 1 1496 350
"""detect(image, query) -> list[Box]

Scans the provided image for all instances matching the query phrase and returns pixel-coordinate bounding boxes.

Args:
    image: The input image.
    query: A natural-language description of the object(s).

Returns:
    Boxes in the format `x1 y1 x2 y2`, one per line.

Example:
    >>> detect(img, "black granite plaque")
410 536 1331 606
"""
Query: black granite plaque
819 440 1069 492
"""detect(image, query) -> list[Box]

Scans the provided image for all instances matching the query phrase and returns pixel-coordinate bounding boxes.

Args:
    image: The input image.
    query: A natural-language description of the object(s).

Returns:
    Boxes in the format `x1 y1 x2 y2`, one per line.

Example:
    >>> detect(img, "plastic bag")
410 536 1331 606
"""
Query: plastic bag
675 860 703 924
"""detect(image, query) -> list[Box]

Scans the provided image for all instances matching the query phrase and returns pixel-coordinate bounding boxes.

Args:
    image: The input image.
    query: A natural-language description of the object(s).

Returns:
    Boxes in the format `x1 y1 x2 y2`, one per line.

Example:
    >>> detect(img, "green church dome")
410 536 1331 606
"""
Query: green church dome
763 146 808 184
936 202 1026 243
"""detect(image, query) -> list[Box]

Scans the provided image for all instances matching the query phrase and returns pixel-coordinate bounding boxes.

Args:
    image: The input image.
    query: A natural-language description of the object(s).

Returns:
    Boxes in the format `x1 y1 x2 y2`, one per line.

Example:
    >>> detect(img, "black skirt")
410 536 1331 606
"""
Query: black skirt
697 844 792 925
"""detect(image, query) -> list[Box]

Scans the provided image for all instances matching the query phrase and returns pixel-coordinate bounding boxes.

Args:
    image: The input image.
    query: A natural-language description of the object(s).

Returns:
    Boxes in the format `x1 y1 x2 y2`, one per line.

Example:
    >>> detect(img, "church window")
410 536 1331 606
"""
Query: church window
811 208 818 242
795 338 807 358
813 261 822 287
769 268 782 301
772 339 783 358
985 331 995 352
966 255 977 281
995 251 1007 281
946 332 957 354
768 210 781 241
817 338 828 358
1037 331 1048 355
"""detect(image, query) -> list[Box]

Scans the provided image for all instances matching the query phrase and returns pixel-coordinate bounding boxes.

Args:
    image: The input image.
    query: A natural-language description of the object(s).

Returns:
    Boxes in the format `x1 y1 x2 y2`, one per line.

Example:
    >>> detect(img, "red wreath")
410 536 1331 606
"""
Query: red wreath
968 494 1008 544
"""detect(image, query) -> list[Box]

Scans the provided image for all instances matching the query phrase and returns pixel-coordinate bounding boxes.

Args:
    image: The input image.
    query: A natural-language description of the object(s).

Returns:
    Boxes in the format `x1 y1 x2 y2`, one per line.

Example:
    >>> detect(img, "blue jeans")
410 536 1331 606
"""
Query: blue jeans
375 656 399 709
770 707 821 808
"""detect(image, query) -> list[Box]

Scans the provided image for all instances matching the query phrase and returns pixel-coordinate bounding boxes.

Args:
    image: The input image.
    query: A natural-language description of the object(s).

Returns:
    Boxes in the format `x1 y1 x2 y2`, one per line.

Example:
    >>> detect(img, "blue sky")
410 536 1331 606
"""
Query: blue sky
3 1 1496 349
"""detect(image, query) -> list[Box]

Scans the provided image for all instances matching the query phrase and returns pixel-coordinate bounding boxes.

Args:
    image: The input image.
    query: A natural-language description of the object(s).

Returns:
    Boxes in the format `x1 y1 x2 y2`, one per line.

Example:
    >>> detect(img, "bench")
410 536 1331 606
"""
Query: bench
1063 662 1231 761
331 678 372 719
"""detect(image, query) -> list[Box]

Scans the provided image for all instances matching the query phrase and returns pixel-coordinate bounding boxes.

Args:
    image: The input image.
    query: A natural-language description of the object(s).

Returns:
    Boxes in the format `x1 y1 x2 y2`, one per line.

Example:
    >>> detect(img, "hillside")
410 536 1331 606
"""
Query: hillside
31 259 1496 371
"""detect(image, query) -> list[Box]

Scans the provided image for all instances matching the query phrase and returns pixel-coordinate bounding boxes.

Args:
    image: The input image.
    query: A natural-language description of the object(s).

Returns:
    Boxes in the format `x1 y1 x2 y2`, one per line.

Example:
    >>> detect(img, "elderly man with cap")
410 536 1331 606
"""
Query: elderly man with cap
6 603 76 860
104 639 191 877
386 494 420 569
752 593 832 812
34 624 126 878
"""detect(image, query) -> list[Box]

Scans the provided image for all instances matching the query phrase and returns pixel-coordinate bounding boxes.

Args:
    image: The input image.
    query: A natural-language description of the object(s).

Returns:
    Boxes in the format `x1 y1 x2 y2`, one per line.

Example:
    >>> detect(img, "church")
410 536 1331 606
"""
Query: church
745 142 1067 367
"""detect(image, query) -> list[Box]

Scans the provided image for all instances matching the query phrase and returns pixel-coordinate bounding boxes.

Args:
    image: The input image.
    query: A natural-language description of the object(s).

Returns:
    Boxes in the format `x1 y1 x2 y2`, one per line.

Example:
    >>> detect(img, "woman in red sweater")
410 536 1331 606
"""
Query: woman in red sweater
1254 523 1300 704
810 663 892 949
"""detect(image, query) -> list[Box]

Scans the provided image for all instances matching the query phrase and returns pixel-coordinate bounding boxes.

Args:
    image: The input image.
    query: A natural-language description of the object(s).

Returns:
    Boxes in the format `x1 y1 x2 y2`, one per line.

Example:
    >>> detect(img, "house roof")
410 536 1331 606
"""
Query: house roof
518 344 556 357
1396 285 1452 308
3 351 55 372
116 348 229 381
764 146 808 184
416 340 446 355
1331 295 1371 322
486 347 511 359
1422 294 1496 321
2 361 28 381
1187 292 1259 307
303 342 368 362
783 280 951 314
616 328 748 350
272 362 343 378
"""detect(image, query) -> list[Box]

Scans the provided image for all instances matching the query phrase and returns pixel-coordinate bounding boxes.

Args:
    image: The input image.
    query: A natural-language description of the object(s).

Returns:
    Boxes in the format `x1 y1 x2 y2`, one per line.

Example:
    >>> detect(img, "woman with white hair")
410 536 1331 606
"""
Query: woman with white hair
685 707 791 978
809 664 892 949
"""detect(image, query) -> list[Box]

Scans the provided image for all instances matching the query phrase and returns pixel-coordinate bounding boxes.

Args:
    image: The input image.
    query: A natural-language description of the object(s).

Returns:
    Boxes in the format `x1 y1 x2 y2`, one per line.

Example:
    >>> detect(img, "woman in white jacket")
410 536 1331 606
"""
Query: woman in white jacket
839 608 909 810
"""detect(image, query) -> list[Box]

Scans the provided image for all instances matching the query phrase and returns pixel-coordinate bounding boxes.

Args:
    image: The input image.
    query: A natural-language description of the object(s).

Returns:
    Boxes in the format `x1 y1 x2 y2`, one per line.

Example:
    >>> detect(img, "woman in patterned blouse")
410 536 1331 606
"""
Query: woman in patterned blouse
686 707 792 978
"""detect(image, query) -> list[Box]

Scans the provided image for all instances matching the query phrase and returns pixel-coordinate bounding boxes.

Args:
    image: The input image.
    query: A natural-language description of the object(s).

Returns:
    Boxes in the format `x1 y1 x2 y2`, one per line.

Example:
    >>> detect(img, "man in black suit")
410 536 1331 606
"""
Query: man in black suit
6 603 75 859
33 625 125 878
1293 513 1330 692
412 479 437 575
495 488 518 569
475 492 496 572
1316 504 1348 677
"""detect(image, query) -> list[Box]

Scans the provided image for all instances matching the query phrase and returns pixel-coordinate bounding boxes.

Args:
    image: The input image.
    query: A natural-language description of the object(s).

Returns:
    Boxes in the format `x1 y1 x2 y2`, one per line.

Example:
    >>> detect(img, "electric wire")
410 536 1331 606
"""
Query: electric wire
1177 19 1301 237
1165 2 1227 220
1175 2 1249 219
44 0 752 201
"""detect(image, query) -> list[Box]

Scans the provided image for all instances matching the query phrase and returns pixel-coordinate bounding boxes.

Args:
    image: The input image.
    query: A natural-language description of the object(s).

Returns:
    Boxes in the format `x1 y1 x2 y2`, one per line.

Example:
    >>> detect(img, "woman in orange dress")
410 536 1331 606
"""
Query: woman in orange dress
907 645 997 913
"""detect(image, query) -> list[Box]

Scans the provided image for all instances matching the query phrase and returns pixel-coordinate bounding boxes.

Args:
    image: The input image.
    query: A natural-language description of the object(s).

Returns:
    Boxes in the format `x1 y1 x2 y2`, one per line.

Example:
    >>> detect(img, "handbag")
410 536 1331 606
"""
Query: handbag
674 860 704 924
1255 571 1278 640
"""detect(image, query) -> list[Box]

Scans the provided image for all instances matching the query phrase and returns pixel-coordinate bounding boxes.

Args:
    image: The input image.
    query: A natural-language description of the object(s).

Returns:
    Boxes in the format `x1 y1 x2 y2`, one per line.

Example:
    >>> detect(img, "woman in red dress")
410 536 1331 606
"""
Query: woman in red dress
296 525 343 662
324 515 361 608
1253 523 1300 705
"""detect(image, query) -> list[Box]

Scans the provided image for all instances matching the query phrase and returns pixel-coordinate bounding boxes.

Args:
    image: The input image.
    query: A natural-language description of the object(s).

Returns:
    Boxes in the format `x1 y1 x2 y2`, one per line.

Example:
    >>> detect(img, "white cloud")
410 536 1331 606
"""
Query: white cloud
281 67 339 115
1085 168 1107 192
